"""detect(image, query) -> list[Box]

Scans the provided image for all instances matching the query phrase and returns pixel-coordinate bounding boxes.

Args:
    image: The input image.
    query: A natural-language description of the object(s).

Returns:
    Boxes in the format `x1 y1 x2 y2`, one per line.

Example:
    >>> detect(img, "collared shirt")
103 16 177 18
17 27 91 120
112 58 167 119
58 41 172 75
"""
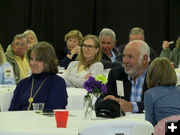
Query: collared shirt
14 55 30 80
110 50 116 62
128 68 148 112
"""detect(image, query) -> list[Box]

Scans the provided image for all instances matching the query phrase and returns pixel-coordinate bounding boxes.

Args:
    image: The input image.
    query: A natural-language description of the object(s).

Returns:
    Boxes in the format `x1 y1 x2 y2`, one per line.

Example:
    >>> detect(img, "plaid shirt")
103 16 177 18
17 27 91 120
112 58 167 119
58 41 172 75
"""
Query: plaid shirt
128 68 147 112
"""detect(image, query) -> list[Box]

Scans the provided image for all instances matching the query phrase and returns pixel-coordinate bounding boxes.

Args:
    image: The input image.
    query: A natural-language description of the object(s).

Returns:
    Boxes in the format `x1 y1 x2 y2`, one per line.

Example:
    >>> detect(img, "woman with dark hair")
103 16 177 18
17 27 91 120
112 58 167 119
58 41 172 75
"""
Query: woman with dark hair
9 41 67 111
144 57 180 126
63 34 104 88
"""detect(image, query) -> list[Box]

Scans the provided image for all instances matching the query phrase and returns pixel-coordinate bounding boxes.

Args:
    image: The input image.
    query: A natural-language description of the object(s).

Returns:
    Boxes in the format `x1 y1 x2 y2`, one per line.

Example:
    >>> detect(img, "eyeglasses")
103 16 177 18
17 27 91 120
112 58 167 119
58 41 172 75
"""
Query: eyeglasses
13 42 27 48
82 44 96 49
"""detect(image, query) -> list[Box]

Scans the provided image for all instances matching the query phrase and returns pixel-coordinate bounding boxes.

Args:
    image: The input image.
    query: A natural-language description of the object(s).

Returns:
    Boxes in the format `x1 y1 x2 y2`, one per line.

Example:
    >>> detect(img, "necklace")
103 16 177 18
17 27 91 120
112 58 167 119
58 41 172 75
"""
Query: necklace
27 77 47 110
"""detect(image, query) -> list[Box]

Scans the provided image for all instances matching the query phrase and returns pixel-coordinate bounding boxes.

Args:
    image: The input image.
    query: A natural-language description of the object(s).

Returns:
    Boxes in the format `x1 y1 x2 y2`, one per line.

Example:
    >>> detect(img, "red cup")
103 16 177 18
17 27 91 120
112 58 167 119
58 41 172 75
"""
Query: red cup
54 110 68 128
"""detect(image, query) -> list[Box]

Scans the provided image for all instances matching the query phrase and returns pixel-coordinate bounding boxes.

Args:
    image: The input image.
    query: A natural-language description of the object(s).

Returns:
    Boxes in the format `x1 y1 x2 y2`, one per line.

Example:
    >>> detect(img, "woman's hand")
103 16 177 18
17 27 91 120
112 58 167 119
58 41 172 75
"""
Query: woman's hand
162 41 170 50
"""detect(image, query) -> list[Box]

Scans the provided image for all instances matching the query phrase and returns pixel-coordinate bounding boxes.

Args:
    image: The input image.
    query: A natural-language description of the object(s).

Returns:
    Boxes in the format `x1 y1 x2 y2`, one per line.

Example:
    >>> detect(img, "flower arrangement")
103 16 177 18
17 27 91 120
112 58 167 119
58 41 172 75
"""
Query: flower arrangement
83 74 108 119
83 74 108 97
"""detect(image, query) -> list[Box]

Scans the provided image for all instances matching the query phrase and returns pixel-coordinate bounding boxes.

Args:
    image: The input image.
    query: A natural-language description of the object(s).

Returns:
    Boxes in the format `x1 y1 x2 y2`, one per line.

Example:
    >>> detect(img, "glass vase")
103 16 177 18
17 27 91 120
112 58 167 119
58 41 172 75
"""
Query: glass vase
84 94 93 120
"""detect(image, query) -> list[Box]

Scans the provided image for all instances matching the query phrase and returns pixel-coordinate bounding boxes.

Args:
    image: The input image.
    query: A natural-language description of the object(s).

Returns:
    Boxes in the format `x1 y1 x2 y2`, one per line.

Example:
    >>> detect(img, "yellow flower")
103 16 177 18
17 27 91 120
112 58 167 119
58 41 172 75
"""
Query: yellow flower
95 74 107 84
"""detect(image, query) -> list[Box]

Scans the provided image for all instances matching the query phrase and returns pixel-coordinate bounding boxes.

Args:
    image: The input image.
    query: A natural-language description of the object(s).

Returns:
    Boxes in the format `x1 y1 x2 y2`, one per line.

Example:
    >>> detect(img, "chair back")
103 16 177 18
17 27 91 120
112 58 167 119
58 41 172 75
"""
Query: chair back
79 119 154 135
154 115 180 135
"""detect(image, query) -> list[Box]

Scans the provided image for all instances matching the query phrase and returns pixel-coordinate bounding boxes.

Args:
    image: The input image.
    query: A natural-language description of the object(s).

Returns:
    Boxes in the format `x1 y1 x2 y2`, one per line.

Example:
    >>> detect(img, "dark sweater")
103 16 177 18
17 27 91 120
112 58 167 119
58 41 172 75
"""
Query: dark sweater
9 72 68 111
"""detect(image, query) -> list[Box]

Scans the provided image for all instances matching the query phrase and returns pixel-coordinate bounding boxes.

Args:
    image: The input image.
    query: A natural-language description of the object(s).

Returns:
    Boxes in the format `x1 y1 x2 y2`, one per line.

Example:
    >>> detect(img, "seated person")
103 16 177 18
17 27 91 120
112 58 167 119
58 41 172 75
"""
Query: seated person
58 30 83 69
63 34 104 88
9 41 68 111
99 28 122 69
97 40 150 113
119 27 157 62
0 44 15 84
144 57 180 126
5 33 30 83
23 29 38 47
160 35 180 68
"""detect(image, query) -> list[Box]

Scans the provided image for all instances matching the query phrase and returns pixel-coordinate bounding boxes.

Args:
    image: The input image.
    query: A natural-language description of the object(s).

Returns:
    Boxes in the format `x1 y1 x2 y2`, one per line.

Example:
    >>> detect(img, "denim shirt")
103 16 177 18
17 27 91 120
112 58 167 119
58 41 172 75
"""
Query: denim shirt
0 62 15 85
144 86 180 126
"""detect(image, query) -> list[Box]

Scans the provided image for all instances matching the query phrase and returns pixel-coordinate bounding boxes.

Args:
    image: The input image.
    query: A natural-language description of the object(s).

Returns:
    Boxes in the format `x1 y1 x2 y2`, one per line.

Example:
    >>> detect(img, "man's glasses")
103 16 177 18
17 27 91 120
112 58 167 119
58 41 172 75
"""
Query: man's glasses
82 44 96 49
13 42 27 48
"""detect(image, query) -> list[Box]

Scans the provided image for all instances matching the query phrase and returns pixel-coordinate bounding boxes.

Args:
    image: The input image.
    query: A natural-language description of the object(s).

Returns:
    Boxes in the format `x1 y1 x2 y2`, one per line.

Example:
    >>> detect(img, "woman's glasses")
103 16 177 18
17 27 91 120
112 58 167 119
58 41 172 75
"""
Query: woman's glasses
82 44 96 50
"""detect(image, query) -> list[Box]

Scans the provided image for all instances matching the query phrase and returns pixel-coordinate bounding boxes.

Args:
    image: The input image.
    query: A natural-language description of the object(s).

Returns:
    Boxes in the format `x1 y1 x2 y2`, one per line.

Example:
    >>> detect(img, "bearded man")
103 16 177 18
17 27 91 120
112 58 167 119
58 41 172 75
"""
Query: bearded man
100 40 150 113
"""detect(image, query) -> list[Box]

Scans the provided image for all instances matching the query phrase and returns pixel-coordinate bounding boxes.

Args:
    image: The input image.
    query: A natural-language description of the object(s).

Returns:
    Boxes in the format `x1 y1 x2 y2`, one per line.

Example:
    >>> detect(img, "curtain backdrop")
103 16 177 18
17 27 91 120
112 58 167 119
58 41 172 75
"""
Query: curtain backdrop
0 0 180 57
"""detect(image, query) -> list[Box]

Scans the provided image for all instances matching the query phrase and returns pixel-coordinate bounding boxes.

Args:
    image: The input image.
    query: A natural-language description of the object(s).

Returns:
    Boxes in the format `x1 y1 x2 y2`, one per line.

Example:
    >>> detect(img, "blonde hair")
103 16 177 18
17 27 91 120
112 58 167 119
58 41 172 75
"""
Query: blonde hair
0 44 6 65
23 29 38 43
64 30 83 44
146 57 177 88
77 34 102 69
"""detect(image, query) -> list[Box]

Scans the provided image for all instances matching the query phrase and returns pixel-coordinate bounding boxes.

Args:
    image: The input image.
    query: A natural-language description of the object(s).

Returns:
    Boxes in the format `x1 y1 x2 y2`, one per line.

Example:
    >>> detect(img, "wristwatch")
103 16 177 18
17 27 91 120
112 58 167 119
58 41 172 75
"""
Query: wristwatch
68 52 74 57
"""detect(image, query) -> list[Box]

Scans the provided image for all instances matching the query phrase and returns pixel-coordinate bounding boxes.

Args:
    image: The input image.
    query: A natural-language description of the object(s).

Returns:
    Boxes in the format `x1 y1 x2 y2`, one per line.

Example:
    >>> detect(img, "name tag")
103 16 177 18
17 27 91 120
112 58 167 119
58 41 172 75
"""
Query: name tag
116 80 124 97
4 66 13 78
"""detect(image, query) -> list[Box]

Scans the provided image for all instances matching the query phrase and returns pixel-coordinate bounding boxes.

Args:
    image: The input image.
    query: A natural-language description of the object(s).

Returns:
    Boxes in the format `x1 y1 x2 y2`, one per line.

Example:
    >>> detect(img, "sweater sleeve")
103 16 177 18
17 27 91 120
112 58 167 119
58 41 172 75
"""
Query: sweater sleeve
45 76 68 110
160 48 171 59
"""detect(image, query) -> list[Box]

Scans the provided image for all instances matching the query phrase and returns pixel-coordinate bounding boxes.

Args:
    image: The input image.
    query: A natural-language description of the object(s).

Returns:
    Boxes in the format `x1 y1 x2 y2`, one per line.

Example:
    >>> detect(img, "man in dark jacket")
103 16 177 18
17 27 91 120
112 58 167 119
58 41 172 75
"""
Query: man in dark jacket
99 28 122 69
98 40 150 113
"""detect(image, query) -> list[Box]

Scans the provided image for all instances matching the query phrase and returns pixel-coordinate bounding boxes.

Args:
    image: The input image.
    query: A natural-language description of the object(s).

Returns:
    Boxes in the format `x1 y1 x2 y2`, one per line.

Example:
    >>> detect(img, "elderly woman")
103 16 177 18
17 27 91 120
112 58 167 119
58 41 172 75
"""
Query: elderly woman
144 57 180 126
63 34 104 88
160 35 180 68
24 29 38 47
0 44 15 84
58 30 83 69
9 41 67 111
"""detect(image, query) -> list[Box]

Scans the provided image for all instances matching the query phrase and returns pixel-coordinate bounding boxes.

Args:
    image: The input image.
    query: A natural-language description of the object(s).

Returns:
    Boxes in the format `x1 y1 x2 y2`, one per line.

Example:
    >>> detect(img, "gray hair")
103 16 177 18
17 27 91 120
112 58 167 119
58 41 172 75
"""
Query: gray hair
12 33 28 45
99 28 116 42
131 40 150 62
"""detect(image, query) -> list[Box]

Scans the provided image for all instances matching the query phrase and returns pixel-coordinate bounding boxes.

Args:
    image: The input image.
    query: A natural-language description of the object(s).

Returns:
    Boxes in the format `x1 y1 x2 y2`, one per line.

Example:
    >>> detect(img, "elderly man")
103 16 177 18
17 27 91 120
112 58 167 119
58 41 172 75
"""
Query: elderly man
99 40 150 113
5 33 30 83
119 27 157 62
99 28 121 69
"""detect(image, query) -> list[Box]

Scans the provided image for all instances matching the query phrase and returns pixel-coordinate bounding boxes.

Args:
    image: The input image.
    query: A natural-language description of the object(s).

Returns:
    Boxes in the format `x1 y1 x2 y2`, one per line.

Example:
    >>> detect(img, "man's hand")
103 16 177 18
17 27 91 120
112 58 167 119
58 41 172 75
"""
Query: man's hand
104 95 133 112
118 98 133 112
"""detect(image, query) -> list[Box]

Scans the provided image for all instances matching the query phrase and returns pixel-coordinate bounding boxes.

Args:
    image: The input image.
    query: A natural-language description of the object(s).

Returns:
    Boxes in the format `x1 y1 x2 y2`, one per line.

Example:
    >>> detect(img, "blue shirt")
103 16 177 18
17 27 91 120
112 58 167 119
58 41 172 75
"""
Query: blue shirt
128 68 147 112
0 62 15 85
110 51 116 62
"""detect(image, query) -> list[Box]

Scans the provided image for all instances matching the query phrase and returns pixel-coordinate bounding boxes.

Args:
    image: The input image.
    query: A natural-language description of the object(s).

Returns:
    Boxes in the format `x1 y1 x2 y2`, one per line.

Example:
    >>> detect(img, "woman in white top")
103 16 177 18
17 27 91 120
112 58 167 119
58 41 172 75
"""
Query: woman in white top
64 34 104 87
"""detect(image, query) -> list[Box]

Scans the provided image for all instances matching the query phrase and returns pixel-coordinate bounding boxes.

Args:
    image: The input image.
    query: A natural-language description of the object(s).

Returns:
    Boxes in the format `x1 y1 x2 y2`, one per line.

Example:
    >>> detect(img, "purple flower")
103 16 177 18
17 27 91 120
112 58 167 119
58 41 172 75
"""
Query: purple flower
83 76 107 94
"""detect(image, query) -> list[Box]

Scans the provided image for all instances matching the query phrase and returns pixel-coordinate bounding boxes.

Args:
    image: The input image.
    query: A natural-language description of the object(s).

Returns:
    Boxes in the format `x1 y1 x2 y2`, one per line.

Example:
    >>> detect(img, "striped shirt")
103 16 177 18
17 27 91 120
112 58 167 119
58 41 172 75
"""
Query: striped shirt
128 68 147 112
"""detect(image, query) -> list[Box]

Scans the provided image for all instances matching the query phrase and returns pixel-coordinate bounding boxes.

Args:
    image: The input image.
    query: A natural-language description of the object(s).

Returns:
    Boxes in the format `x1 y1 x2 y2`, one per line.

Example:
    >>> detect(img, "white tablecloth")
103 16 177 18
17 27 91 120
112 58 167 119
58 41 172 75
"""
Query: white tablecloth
0 110 153 135
0 86 86 112
66 87 87 110
0 85 16 112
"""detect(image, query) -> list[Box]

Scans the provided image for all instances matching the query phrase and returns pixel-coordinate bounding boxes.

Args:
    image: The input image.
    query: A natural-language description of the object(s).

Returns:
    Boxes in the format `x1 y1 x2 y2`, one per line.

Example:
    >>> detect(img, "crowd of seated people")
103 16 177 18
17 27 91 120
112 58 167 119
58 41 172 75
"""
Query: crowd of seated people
1 27 180 134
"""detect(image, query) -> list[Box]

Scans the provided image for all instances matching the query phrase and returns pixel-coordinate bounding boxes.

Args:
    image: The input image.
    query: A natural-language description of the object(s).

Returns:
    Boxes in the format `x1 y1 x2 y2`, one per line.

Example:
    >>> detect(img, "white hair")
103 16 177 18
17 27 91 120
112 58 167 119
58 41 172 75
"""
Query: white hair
130 40 150 62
